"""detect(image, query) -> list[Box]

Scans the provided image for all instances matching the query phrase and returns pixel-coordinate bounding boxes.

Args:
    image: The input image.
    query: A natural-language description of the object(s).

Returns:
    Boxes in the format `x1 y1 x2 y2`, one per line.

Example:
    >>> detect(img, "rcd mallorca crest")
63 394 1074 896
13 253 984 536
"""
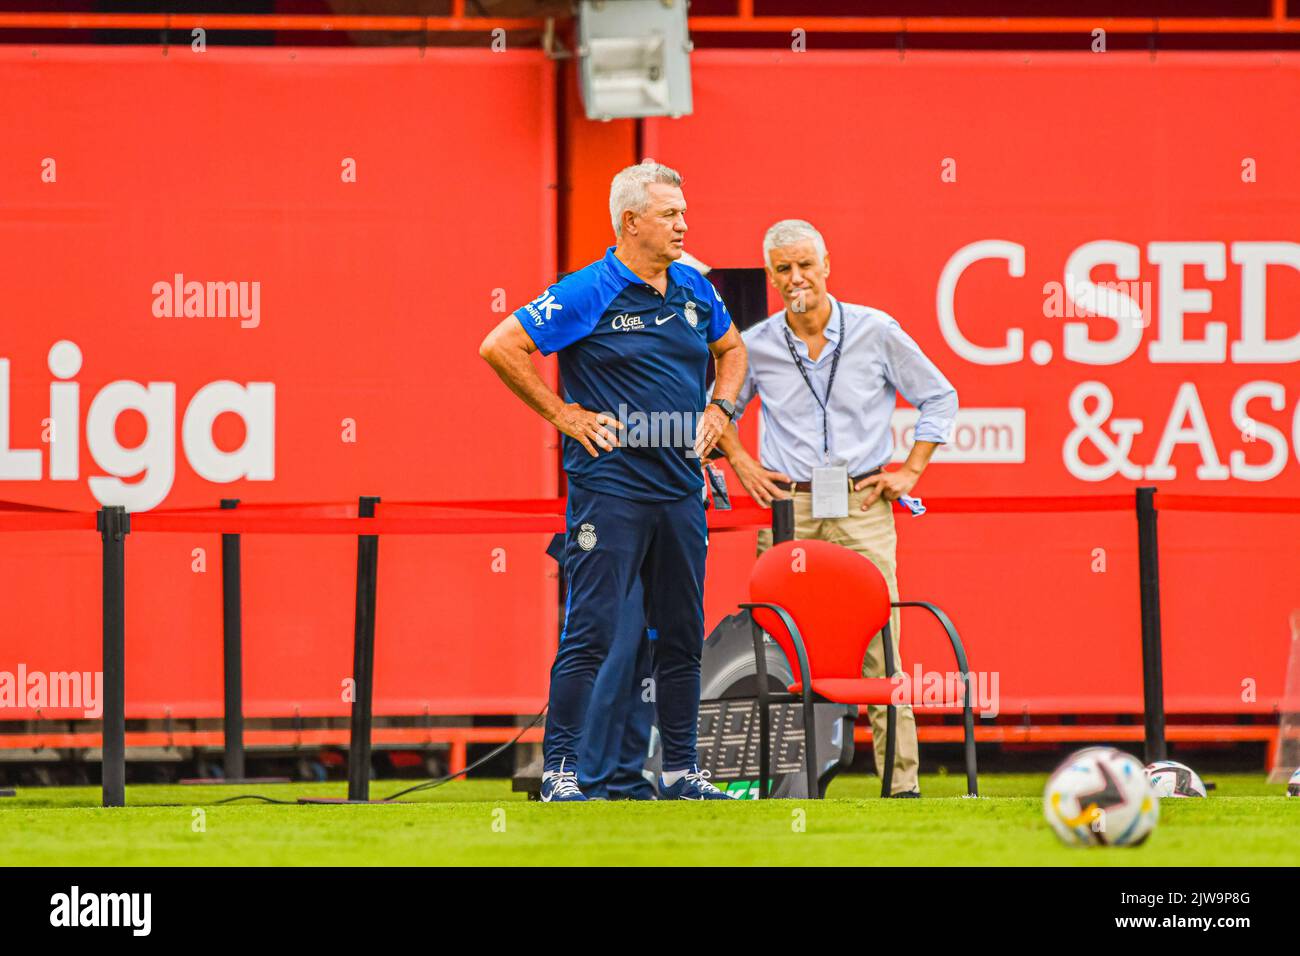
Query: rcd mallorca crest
684 300 699 327
577 523 597 551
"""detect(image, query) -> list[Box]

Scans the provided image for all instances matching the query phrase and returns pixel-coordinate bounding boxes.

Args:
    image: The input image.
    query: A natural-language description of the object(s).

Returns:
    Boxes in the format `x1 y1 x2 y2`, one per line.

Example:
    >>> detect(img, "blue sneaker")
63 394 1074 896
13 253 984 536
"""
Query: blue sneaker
660 766 734 800
540 758 587 802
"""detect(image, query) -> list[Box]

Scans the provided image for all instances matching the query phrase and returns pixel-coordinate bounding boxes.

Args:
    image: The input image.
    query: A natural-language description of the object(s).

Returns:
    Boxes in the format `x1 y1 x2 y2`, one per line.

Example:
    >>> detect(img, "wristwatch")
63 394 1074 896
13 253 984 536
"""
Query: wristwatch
710 397 736 421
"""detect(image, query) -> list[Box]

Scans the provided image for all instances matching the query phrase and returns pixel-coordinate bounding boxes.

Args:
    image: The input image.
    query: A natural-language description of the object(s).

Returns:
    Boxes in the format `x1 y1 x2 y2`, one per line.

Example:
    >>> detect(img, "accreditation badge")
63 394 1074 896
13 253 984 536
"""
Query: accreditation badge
811 463 850 518
705 462 732 511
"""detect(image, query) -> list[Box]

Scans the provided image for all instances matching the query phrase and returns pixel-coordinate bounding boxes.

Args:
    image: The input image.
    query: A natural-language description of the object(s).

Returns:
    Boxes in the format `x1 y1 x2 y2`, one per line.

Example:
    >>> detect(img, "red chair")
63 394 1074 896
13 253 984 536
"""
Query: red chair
740 538 978 798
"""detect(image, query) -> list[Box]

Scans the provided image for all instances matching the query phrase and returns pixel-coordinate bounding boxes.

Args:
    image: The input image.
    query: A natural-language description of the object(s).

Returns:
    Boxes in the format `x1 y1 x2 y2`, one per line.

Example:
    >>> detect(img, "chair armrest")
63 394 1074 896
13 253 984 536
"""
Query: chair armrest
892 600 972 675
739 601 814 696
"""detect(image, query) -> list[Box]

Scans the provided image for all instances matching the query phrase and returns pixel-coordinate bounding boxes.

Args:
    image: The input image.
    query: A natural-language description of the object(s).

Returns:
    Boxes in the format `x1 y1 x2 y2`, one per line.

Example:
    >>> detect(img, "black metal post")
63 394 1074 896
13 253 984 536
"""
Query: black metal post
347 496 381 802
750 619 771 800
880 620 897 798
800 685 819 800
772 498 794 544
1136 487 1168 763
98 505 129 808
220 499 244 781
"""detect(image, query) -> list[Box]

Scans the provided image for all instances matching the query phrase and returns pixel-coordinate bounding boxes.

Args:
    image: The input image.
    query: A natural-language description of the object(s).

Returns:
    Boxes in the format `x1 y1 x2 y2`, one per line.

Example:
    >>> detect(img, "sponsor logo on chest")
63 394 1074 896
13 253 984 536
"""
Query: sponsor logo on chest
611 297 702 333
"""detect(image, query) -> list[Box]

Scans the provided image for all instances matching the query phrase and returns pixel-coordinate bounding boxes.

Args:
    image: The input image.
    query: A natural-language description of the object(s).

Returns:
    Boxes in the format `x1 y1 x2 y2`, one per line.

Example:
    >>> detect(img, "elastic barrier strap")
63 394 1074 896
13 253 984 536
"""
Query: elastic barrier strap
132 502 775 534
151 500 570 519
0 499 80 513
1157 494 1300 513
0 512 98 533
5 493 1300 535
151 501 357 516
129 513 570 535
914 494 1133 513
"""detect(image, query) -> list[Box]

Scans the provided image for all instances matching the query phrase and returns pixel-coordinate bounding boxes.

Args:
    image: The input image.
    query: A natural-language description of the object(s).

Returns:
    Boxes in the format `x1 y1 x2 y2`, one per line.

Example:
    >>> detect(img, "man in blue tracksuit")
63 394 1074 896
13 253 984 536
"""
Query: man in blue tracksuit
480 159 747 801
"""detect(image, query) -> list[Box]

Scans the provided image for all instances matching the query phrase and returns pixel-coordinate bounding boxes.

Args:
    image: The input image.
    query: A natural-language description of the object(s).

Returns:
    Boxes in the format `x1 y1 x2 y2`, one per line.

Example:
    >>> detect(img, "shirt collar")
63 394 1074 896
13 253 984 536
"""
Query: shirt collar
605 246 675 293
781 294 842 351
825 295 843 344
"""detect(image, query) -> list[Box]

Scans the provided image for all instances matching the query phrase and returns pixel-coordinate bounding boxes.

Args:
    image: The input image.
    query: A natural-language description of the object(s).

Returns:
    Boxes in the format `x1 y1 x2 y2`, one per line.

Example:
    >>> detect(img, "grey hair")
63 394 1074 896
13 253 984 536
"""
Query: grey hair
762 219 827 266
609 158 683 236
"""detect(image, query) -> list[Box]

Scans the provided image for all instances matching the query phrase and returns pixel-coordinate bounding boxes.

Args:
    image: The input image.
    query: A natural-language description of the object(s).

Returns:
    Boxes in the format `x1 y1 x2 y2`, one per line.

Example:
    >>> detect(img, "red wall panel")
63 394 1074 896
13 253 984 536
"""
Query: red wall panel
0 47 558 718
3 47 1297 725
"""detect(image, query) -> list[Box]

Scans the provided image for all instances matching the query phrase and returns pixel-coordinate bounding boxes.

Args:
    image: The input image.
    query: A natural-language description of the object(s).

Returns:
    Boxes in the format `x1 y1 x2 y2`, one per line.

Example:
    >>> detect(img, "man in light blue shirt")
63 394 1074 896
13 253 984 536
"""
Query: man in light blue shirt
714 219 958 796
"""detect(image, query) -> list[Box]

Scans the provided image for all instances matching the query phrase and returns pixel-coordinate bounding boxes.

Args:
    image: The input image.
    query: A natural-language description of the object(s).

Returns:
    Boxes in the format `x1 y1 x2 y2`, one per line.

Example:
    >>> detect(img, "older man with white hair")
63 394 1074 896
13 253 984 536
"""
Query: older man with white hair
714 219 958 797
480 160 747 801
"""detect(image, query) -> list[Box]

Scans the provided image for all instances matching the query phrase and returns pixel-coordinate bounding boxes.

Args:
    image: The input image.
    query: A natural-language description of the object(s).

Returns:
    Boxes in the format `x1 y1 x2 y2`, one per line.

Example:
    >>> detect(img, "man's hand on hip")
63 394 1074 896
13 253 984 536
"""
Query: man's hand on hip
693 404 730 460
856 467 920 510
552 403 623 458
732 456 792 508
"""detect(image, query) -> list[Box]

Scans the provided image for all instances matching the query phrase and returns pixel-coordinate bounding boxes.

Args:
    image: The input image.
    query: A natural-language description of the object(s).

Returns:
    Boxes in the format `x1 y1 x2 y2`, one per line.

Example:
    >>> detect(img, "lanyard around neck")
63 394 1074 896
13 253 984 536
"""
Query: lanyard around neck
781 298 843 457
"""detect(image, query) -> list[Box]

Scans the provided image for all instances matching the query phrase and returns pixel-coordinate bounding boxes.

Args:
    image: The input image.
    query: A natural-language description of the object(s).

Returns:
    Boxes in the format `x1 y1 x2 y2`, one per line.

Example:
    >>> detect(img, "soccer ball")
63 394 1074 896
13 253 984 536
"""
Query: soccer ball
1144 760 1207 798
1288 768 1300 797
1044 746 1159 847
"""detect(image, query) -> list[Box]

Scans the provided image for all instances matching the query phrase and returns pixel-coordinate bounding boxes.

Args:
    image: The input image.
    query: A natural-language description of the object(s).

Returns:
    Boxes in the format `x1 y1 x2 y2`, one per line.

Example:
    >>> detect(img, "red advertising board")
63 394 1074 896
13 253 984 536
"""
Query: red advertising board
0 47 560 719
1 48 1296 724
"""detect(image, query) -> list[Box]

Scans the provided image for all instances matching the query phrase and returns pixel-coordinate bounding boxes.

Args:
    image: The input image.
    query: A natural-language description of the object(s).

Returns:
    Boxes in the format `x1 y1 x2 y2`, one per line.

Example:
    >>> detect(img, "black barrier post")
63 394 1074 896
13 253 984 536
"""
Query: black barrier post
98 505 129 808
1136 487 1168 763
771 498 794 545
220 499 245 781
347 496 381 802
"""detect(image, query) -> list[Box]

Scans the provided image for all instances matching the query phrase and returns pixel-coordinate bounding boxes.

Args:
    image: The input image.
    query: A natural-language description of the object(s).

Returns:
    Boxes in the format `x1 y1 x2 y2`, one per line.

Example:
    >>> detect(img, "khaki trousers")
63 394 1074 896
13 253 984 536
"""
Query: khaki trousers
757 486 920 794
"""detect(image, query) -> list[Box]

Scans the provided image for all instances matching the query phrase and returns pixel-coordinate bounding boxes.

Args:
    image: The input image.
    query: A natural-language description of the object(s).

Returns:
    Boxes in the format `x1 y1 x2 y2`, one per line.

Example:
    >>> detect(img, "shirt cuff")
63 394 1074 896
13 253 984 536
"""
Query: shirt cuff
914 418 954 444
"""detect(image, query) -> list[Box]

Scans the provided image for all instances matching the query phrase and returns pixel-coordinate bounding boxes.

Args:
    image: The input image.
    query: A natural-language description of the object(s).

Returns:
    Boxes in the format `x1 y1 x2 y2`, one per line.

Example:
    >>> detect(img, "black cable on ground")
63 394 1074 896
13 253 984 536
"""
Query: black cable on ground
382 709 547 802
204 708 547 806
213 793 297 805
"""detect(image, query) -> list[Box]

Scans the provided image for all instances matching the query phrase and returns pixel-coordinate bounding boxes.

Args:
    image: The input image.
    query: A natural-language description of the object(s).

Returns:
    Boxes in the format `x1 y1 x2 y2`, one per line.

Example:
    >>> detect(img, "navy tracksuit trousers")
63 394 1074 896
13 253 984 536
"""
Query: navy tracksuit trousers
578 615 656 799
544 483 707 775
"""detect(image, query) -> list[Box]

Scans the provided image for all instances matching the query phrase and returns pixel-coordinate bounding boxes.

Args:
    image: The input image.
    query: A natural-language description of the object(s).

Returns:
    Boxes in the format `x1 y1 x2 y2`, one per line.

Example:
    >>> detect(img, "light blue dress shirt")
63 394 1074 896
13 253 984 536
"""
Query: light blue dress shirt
729 295 958 482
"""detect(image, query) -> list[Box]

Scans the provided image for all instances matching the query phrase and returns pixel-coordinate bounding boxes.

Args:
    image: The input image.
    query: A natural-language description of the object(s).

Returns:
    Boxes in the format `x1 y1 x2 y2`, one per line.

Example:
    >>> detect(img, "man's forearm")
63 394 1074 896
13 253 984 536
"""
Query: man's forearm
901 440 940 476
711 344 746 405
481 343 565 426
715 422 753 464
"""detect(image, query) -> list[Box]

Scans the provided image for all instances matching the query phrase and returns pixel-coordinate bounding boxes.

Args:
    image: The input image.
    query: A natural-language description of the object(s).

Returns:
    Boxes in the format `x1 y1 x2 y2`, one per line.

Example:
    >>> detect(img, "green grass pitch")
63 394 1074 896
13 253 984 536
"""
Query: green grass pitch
2 772 1294 867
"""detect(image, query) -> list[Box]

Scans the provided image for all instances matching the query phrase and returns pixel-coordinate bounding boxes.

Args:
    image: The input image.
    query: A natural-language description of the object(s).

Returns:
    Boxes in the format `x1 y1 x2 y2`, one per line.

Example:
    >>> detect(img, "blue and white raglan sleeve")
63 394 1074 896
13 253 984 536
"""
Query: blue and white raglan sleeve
512 271 604 356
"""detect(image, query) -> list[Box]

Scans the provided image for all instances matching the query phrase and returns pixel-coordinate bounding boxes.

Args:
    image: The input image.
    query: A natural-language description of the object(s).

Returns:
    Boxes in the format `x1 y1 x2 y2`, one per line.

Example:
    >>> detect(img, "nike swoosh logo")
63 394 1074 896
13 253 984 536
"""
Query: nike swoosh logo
656 313 677 325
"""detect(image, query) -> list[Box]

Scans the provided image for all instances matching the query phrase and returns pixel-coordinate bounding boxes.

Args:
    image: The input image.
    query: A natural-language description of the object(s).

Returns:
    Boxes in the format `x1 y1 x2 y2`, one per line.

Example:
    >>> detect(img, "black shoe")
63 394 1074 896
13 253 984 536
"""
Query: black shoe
889 789 921 799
